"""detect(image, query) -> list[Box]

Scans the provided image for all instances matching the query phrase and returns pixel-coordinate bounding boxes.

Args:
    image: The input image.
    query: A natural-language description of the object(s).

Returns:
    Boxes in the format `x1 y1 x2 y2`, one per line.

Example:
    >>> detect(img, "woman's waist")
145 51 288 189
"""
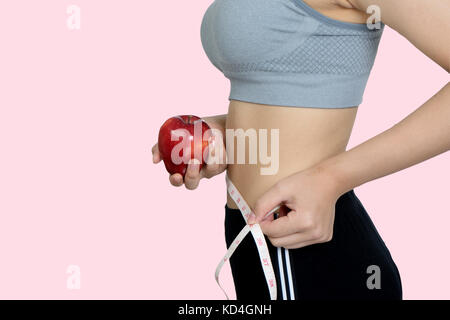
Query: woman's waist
225 100 357 209
225 145 344 210
225 100 357 156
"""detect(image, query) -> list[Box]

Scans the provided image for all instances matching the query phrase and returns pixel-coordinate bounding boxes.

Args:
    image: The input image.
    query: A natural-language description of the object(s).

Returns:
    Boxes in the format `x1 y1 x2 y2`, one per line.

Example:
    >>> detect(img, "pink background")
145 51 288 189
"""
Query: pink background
0 1 448 299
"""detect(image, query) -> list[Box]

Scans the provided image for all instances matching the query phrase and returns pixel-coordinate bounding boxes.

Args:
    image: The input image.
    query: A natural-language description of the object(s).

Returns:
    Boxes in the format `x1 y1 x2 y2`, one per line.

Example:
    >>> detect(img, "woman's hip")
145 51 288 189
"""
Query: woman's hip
224 190 403 300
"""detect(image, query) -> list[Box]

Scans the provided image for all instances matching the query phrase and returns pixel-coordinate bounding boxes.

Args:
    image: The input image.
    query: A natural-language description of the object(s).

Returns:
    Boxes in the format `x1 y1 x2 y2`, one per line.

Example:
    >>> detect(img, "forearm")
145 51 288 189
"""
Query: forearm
202 114 227 143
320 82 450 197
202 114 227 130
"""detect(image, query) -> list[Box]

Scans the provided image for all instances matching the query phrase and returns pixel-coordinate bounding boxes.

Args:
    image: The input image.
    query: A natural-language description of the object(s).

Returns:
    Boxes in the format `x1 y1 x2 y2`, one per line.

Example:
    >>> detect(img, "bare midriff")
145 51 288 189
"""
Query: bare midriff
224 2 369 210
225 99 358 210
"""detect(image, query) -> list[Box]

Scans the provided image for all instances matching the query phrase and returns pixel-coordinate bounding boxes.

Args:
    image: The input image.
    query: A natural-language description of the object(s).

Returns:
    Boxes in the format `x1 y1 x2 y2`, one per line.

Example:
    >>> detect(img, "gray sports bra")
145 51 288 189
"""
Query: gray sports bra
200 0 384 108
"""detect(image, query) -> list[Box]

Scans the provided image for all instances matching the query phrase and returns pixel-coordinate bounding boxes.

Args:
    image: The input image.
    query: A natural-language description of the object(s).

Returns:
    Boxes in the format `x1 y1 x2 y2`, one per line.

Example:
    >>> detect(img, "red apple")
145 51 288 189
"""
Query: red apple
158 115 212 177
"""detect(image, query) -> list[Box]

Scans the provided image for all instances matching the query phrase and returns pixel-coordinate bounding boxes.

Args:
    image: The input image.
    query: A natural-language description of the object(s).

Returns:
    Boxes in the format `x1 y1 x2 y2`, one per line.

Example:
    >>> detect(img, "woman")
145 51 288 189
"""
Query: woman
152 0 449 300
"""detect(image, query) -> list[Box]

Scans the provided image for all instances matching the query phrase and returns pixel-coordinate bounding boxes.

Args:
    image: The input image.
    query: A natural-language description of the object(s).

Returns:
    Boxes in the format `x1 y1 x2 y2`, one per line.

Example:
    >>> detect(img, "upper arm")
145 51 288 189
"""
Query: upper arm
350 0 450 72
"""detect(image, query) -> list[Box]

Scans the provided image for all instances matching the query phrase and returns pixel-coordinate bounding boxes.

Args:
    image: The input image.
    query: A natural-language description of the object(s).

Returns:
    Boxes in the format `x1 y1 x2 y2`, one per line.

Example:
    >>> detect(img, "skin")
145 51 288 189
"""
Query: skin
153 0 450 249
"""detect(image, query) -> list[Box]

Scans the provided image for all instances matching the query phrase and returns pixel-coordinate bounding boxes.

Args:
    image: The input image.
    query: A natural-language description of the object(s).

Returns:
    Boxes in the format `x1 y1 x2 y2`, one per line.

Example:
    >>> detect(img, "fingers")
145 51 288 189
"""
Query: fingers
169 173 183 187
252 182 289 223
153 142 183 187
156 136 224 189
155 141 202 189
259 210 311 238
202 143 224 179
267 226 333 249
167 158 218 190
269 233 331 249
261 210 334 248
284 238 329 250
268 232 313 249
152 143 161 163
183 159 202 190
182 139 226 189
259 215 297 238
168 161 201 189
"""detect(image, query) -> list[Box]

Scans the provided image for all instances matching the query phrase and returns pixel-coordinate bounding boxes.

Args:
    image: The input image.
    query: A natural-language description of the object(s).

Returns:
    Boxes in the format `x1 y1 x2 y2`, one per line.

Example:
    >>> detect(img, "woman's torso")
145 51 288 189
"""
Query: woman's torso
226 100 358 210
211 0 372 209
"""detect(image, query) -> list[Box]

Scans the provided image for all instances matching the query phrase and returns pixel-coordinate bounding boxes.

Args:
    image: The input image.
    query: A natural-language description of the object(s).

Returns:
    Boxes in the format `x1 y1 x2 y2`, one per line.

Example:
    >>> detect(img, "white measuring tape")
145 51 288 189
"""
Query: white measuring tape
214 174 280 300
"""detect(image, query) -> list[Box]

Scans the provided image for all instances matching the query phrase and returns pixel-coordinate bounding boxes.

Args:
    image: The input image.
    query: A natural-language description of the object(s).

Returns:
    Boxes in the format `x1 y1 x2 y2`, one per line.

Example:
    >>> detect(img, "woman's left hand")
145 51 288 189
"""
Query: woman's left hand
248 165 343 249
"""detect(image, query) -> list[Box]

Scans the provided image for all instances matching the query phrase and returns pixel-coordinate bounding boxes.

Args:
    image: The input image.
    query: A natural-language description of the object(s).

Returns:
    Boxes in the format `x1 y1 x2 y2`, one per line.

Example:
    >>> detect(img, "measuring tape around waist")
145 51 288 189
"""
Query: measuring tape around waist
214 174 280 300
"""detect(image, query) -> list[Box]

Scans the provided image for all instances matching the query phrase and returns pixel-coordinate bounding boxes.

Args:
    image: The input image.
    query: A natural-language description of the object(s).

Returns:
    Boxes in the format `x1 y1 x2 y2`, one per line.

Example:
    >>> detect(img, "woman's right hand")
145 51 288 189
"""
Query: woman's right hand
152 116 227 190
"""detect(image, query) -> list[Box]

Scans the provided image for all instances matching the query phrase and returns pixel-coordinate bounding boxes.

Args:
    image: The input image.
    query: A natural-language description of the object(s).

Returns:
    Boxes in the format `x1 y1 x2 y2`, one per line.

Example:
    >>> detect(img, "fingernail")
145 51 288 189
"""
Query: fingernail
247 213 256 225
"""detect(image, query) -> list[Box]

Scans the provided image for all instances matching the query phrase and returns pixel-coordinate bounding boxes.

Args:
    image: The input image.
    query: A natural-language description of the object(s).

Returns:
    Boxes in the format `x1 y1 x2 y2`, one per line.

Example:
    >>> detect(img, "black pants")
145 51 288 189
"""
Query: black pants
225 189 402 300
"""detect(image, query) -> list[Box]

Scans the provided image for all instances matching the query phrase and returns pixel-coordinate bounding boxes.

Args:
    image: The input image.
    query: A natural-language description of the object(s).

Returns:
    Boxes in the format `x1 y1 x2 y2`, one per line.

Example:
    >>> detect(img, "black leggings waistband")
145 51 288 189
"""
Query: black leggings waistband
224 189 402 300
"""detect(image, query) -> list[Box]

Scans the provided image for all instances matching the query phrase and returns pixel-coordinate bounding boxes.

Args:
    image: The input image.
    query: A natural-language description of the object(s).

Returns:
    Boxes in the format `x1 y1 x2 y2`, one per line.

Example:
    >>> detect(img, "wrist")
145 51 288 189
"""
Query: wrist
202 115 227 144
202 115 226 129
310 156 353 199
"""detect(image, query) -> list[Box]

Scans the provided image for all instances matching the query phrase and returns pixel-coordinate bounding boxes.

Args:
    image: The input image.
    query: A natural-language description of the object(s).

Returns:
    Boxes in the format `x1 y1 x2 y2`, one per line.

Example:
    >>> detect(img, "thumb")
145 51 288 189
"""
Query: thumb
249 183 286 224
